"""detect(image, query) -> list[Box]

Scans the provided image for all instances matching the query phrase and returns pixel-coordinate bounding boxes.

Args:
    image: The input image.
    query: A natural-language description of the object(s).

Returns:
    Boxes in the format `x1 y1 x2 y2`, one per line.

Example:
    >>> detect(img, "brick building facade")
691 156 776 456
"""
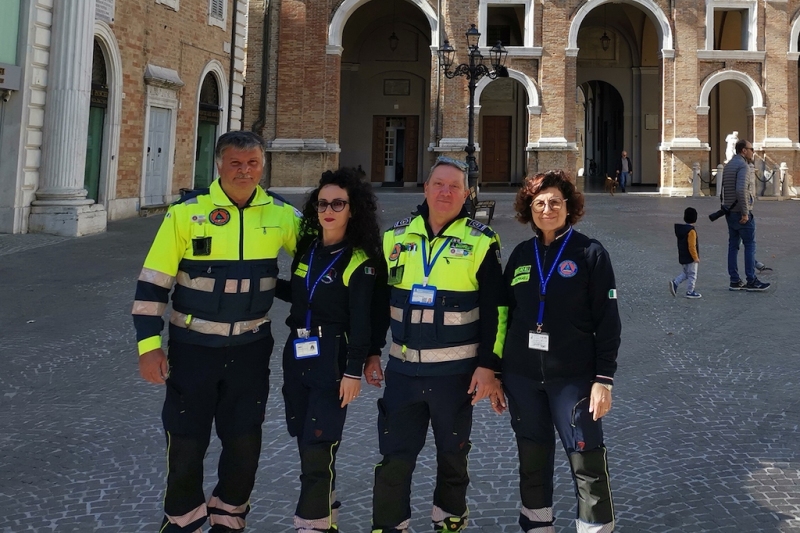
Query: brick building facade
0 0 248 235
245 0 799 197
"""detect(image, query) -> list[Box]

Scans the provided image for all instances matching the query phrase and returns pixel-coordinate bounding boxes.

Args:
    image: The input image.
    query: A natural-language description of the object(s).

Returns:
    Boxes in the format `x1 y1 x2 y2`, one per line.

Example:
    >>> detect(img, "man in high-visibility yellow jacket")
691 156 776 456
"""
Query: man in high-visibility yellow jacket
368 156 507 533
132 131 300 533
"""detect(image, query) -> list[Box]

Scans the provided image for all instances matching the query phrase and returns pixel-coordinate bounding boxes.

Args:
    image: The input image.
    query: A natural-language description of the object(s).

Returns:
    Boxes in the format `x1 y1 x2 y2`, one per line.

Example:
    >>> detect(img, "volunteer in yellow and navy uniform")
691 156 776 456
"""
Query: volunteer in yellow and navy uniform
502 170 620 533
132 131 301 533
275 169 388 533
370 157 507 533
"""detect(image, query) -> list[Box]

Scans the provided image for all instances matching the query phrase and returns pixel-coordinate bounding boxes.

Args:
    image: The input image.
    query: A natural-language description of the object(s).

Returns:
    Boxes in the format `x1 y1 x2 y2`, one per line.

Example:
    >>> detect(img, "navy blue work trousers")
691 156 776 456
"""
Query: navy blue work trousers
372 369 473 530
159 336 273 533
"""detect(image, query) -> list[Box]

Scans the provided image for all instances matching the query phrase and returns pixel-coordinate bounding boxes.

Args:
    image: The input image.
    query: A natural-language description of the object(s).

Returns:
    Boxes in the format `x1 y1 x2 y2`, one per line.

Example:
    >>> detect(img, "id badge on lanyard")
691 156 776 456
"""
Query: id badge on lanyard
528 331 549 351
294 242 344 360
294 336 320 359
410 284 436 306
411 236 451 307
529 228 573 353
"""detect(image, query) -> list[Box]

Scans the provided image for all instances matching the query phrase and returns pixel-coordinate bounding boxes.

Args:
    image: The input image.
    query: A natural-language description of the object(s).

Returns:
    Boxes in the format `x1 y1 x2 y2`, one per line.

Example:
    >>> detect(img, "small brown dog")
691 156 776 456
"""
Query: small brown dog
604 175 619 195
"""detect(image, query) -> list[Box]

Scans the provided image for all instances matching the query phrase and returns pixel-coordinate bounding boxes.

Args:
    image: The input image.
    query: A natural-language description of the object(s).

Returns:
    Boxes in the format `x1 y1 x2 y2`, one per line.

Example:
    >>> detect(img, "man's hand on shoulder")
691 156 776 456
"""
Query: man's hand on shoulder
139 348 169 384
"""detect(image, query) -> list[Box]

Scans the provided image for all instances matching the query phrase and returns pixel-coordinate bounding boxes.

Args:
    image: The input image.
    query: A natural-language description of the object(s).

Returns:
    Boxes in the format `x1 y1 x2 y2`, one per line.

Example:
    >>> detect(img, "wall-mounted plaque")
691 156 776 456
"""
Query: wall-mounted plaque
96 0 115 23
645 114 658 130
384 79 410 96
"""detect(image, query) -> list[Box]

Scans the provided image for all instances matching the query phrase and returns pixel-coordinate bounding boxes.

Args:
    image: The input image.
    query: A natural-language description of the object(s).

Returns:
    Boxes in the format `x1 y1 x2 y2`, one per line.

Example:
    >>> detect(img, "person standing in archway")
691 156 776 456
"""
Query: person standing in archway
615 150 633 193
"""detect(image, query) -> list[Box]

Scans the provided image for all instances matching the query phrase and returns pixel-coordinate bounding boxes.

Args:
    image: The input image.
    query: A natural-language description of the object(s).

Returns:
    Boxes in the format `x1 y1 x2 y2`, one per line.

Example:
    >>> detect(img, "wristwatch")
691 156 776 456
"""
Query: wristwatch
597 383 613 392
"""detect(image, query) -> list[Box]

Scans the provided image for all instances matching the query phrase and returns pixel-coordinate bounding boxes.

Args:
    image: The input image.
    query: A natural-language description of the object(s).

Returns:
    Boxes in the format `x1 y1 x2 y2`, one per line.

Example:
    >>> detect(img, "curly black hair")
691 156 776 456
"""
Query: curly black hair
299 167 382 260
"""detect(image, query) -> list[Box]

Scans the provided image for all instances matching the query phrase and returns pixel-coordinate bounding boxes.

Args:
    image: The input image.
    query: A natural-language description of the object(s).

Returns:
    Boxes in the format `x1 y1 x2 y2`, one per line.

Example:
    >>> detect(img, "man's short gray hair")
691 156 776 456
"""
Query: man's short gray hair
215 131 266 163
426 156 469 188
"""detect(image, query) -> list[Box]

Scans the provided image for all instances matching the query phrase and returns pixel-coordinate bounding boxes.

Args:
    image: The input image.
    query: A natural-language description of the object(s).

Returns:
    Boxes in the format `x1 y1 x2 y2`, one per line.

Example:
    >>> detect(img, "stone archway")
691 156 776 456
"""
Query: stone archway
568 0 673 53
328 0 438 51
337 0 433 184
698 70 764 169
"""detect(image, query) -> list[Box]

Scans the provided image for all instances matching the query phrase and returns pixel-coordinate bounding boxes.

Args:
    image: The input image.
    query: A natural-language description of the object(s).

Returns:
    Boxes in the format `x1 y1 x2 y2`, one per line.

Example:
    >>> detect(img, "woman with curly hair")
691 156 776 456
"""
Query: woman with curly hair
501 170 621 533
276 167 387 533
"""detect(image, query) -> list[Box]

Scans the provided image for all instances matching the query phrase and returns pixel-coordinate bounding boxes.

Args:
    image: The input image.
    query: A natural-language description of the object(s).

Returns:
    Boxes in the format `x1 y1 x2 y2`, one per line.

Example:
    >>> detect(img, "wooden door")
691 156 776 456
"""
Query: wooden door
371 115 386 182
481 116 511 182
145 107 171 205
403 115 419 183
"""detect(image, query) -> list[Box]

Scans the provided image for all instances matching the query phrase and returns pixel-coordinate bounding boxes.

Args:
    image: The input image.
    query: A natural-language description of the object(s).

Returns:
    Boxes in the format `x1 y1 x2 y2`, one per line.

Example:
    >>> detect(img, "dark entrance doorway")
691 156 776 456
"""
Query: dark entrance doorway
580 80 624 191
195 74 221 189
84 39 108 203
371 115 419 185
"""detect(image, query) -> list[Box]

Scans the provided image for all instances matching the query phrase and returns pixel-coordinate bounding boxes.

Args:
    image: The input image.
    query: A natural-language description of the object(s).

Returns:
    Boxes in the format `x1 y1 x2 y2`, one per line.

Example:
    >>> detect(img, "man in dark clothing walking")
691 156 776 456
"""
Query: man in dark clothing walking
615 151 633 192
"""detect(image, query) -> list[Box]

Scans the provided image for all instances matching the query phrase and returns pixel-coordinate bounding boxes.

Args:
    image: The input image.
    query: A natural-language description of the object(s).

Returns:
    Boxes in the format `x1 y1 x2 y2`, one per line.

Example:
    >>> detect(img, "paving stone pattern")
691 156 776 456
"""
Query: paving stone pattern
0 192 798 532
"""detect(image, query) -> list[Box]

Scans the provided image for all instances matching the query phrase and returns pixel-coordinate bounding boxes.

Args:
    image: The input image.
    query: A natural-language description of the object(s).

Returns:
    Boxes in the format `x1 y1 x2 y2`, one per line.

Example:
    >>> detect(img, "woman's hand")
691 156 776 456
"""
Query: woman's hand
588 383 612 421
339 376 362 408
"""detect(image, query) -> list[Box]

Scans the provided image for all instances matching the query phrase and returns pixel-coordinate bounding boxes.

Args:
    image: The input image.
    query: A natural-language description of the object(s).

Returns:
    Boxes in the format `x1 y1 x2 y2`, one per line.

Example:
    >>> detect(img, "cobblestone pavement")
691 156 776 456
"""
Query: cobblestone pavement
1 191 799 533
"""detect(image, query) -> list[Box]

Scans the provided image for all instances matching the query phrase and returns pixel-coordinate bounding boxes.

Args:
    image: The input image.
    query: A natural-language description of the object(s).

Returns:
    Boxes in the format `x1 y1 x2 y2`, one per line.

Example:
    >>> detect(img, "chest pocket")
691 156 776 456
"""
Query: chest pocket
245 225 285 261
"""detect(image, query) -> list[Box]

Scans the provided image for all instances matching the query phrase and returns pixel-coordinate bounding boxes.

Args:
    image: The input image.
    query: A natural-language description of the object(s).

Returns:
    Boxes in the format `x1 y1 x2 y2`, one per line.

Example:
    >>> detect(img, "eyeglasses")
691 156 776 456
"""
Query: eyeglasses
433 156 469 172
531 198 566 213
313 199 349 213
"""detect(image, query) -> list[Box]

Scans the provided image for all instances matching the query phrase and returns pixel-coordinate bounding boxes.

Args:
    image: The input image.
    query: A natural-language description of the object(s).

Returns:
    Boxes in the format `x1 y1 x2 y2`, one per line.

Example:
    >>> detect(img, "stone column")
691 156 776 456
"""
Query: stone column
29 0 107 236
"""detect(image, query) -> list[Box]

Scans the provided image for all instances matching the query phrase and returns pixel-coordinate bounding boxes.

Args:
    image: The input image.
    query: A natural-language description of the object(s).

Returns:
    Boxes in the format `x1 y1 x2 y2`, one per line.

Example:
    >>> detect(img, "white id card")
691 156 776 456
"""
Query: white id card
528 331 550 351
409 284 437 306
293 337 320 359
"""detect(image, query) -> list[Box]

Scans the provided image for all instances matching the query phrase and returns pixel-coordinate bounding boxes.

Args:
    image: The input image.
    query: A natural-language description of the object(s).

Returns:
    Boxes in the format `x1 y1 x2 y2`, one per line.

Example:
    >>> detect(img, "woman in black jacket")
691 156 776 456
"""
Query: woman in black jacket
501 169 621 533
275 168 388 533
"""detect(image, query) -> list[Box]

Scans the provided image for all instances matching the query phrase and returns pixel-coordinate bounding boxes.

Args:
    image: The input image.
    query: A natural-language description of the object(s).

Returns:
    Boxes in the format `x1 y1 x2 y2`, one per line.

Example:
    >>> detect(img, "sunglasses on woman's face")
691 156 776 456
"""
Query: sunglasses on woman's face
313 199 349 213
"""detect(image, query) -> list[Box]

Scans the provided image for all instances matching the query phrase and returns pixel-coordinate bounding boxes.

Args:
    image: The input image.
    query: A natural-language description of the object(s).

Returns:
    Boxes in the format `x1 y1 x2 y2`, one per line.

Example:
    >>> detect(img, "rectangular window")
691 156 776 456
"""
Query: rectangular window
487 5 524 46
210 0 225 19
714 8 747 50
208 0 226 28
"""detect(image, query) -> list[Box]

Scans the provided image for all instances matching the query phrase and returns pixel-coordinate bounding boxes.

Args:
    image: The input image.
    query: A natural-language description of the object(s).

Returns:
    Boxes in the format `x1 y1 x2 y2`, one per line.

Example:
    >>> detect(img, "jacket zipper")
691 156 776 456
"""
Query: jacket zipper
238 206 245 261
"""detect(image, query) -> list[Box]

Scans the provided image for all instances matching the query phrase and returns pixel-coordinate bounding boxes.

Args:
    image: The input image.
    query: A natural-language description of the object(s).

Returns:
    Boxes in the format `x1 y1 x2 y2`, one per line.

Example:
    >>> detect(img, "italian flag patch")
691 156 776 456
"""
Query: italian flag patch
608 289 617 299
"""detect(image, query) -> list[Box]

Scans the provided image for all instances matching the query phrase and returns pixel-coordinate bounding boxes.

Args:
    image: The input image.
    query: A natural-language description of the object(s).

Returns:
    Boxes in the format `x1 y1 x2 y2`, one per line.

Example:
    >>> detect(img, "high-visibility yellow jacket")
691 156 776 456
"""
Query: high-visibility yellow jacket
383 203 506 376
132 179 301 355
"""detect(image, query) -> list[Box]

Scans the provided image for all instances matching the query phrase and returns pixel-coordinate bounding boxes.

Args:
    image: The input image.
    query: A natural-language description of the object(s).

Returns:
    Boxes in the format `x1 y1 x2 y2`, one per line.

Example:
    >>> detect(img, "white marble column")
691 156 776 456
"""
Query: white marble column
30 0 107 236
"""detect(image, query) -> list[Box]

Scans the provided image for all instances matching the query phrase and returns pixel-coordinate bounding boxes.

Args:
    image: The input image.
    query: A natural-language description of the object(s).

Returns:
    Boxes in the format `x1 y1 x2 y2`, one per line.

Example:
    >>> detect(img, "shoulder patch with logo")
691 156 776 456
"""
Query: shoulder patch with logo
608 289 618 299
558 260 578 278
393 217 412 236
209 208 231 226
466 218 496 238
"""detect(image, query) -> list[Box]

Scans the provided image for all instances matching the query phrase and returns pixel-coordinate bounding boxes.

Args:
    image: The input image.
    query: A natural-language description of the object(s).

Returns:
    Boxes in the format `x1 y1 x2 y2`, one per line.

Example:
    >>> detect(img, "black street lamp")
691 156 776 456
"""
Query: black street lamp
438 24 508 192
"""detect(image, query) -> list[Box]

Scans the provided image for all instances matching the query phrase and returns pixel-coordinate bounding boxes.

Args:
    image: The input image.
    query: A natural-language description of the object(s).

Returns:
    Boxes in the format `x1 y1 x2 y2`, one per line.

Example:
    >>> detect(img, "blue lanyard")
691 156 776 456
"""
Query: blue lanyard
420 236 452 286
533 228 573 333
304 242 346 330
